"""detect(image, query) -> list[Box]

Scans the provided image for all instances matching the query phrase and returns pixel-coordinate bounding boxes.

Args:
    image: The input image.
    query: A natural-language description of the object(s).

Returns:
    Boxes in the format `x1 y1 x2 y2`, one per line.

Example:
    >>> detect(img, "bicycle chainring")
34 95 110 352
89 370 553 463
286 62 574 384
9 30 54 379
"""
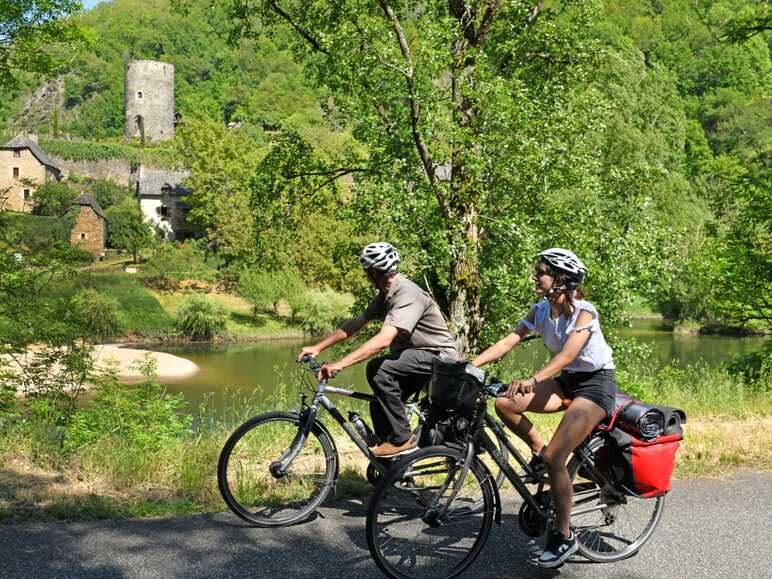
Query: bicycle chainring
518 492 548 538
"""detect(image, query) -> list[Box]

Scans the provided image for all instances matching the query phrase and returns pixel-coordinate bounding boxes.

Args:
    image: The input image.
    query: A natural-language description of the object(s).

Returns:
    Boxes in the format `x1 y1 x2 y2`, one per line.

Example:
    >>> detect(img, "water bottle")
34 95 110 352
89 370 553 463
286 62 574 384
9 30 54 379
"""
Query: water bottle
349 411 374 445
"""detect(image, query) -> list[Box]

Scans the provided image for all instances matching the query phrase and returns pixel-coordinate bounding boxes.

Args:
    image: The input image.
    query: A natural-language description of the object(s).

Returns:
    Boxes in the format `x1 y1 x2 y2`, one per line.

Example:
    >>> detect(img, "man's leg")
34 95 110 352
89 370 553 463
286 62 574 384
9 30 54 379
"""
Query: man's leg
367 350 434 444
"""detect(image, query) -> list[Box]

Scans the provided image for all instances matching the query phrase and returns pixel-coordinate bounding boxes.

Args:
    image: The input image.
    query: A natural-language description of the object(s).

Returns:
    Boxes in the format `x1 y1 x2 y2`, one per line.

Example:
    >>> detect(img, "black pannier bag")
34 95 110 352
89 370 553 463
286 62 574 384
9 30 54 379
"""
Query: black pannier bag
420 358 485 448
428 358 486 412
601 393 687 498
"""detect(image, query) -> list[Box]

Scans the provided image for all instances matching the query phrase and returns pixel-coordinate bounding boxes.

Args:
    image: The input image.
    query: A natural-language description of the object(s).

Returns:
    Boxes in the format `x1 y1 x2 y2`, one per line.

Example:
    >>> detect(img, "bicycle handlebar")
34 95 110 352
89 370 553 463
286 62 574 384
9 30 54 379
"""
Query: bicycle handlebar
299 354 338 379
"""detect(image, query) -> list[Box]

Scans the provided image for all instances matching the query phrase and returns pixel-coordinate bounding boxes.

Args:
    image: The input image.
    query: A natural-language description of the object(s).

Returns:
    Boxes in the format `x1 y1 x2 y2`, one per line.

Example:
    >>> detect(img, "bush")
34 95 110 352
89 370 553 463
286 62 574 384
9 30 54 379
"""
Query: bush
140 241 218 290
71 288 120 342
237 267 305 315
289 287 354 335
65 371 191 453
176 294 227 341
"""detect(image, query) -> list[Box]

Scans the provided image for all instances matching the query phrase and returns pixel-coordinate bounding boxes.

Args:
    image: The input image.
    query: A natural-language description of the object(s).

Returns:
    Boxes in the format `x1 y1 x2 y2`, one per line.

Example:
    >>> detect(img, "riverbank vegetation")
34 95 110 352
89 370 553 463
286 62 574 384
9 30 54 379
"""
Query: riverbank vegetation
0 357 768 523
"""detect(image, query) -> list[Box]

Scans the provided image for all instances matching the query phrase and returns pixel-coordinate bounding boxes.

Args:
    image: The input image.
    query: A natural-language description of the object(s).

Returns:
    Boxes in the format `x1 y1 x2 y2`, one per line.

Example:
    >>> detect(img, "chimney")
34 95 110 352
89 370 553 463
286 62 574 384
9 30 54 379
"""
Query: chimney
27 131 38 143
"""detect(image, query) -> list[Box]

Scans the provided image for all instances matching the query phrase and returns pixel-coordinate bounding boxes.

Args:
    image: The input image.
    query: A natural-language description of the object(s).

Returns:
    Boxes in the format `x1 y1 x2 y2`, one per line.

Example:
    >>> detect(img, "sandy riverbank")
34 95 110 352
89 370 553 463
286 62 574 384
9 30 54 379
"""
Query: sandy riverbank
93 344 199 383
5 344 199 396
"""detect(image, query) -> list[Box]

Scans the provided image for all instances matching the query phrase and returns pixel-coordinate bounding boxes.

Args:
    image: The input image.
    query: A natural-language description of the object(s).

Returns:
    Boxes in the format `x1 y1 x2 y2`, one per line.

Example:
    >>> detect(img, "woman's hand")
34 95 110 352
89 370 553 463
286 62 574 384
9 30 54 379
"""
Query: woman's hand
505 377 537 399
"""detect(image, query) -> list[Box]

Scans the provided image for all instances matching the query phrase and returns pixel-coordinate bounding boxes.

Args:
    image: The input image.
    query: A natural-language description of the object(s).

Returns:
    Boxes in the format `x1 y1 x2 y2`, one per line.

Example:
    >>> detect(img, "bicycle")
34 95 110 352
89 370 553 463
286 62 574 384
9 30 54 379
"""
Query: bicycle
217 354 509 527
365 374 666 578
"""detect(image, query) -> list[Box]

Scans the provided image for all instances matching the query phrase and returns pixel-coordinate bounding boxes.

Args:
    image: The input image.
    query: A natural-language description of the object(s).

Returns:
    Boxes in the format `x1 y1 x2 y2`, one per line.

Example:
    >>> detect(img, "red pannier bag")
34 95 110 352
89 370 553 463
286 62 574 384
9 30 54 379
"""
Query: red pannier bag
607 428 682 498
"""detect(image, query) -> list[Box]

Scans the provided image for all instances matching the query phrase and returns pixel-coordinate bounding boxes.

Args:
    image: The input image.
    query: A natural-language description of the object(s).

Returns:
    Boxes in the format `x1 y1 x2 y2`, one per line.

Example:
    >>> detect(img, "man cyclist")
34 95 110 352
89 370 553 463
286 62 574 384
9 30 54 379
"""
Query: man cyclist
297 242 458 458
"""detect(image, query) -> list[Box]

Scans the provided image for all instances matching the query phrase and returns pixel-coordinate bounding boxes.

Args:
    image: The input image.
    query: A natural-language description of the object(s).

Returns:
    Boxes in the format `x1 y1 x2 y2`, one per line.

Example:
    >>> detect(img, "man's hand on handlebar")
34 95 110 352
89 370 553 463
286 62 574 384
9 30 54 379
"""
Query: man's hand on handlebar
317 362 343 382
297 346 320 362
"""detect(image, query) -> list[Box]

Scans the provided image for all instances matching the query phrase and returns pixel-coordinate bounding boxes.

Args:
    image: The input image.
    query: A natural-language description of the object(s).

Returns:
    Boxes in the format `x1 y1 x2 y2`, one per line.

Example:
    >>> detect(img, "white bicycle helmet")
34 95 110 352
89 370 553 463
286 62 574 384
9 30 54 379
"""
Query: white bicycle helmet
360 242 400 274
538 248 588 282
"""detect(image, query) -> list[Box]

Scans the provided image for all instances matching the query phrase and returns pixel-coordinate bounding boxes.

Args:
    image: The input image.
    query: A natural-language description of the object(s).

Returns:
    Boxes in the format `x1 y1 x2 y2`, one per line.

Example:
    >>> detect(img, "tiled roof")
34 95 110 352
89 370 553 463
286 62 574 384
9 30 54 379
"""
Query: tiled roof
2 136 60 172
73 192 107 220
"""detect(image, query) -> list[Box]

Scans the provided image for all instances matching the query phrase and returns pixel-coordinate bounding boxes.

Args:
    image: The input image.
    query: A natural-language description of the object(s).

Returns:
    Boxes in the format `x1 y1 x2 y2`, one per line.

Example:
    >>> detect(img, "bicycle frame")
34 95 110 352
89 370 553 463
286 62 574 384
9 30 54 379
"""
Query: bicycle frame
273 369 427 479
444 393 620 526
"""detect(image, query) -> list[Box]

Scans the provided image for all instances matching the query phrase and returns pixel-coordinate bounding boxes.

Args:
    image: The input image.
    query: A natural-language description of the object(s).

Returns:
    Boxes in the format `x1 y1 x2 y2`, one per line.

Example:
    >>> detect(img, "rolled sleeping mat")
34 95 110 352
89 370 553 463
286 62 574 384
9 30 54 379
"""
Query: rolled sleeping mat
618 402 666 440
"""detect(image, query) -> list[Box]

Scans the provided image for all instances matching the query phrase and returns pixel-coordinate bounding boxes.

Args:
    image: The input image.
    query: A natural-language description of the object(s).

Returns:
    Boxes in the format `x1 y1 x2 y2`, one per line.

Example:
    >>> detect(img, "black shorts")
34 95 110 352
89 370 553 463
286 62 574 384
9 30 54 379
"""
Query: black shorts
555 369 618 418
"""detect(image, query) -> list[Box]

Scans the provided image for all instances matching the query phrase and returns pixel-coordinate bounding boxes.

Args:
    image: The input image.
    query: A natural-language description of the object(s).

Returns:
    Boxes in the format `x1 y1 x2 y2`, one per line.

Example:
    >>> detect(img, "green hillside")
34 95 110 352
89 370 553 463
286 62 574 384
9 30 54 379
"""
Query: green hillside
0 0 325 141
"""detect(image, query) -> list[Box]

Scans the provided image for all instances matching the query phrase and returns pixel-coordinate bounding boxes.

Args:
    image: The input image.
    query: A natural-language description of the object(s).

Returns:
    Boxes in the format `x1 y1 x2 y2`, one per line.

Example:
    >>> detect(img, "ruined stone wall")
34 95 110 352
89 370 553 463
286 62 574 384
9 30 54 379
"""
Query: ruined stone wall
70 207 105 255
0 149 47 212
124 60 175 142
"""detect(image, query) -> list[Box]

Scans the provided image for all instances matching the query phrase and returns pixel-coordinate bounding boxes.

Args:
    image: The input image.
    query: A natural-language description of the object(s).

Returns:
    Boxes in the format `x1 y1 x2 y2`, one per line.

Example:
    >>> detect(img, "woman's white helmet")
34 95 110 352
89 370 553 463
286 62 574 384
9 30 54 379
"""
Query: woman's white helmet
538 248 588 282
360 242 400 274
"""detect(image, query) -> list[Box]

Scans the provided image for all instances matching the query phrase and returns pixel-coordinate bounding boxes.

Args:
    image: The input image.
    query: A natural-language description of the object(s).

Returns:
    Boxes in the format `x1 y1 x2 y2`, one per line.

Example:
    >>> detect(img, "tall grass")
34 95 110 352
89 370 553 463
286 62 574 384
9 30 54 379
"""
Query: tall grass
0 360 768 523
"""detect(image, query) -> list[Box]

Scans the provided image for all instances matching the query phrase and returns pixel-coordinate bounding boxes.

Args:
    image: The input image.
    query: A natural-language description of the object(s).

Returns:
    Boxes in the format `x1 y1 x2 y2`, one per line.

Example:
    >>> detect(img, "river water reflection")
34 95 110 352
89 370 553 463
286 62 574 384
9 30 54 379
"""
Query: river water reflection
156 320 767 412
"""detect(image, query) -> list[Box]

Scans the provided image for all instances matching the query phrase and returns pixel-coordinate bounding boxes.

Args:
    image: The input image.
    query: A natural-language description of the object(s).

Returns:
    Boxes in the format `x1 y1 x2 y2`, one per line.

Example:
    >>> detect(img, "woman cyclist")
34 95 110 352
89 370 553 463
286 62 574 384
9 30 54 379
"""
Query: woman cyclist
472 248 617 568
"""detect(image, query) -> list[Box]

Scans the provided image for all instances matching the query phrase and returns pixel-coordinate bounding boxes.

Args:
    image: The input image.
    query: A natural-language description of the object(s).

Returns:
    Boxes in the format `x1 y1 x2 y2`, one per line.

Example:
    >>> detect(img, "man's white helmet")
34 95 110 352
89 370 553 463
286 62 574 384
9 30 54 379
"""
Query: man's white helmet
360 242 400 274
538 248 588 282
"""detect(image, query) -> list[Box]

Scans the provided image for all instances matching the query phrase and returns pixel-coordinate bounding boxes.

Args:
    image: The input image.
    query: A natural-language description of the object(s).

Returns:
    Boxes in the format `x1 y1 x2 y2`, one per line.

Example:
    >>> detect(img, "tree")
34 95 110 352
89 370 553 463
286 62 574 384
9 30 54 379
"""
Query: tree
177 117 262 264
31 180 77 216
105 197 153 263
227 0 663 354
0 0 88 90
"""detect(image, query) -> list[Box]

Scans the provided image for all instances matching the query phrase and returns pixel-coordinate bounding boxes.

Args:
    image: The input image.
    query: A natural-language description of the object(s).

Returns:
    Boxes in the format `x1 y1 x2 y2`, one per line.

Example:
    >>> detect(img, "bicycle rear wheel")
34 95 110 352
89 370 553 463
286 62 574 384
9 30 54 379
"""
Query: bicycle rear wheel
569 438 665 562
366 446 495 579
218 411 338 527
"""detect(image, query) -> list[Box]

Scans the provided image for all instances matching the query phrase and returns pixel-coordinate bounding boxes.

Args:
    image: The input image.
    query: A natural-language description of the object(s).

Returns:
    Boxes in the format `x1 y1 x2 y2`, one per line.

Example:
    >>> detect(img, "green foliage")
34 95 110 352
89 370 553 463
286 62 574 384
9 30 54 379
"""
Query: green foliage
83 178 132 210
0 0 88 91
726 340 772 387
65 370 191 453
289 287 355 336
105 197 154 261
237 267 305 315
176 117 262 264
51 273 175 336
39 139 183 169
31 181 78 216
140 240 218 290
71 288 120 342
175 294 227 340
0 211 77 254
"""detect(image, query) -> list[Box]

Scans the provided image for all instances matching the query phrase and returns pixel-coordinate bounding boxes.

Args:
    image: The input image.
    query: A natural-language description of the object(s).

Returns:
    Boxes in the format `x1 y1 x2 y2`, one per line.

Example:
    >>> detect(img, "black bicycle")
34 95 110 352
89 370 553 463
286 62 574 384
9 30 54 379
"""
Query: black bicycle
217 355 509 527
365 371 665 578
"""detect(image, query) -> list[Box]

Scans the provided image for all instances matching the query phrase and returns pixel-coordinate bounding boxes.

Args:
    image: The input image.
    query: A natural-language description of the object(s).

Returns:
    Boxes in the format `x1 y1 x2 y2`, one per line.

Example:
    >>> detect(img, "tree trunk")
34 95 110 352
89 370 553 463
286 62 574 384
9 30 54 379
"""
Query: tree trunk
447 202 482 357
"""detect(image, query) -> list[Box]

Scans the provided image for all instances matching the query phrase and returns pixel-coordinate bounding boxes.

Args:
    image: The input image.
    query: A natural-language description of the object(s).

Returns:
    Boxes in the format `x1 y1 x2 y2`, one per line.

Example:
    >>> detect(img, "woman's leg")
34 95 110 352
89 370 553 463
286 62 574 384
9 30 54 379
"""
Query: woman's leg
541 397 607 537
494 379 565 454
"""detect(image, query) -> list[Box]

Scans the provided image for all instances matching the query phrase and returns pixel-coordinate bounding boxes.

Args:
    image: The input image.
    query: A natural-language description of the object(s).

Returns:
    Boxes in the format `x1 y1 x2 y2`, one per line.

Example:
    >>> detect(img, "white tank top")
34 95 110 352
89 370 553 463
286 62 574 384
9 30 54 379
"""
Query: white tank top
519 298 615 372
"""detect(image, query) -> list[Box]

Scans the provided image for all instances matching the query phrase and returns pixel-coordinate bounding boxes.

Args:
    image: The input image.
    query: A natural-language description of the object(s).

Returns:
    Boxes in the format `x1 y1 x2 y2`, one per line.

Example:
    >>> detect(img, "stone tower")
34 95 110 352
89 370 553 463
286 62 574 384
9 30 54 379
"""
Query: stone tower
124 60 174 142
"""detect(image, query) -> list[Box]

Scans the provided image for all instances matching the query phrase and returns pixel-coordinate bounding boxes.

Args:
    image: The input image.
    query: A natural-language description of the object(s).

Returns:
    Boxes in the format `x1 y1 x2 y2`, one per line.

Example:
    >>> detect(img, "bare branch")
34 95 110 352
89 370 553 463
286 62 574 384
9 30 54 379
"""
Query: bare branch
267 0 329 55
526 0 544 24
377 0 450 218
476 0 505 47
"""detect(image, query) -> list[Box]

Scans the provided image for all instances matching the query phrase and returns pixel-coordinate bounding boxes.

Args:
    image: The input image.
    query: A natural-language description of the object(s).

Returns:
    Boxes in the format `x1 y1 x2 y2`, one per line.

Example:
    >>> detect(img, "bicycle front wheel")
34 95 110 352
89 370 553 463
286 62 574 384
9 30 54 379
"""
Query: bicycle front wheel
569 438 665 562
366 446 495 579
218 411 338 527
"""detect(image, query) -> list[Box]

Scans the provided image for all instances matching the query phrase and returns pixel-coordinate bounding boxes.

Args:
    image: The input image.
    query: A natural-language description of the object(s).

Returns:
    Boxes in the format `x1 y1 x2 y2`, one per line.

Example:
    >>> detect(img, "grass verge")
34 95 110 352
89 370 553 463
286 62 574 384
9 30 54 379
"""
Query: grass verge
0 363 769 523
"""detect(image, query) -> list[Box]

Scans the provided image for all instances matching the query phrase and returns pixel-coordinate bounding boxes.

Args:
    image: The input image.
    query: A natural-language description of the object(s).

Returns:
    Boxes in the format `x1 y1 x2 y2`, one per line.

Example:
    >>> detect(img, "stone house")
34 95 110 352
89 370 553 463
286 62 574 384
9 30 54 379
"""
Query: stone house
70 193 107 256
0 134 62 212
131 164 195 240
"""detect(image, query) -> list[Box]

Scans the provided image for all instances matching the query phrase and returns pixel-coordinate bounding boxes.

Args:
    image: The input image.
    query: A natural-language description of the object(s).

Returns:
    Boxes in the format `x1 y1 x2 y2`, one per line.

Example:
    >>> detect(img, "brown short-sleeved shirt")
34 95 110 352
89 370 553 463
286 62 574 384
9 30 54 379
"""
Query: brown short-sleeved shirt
364 275 458 358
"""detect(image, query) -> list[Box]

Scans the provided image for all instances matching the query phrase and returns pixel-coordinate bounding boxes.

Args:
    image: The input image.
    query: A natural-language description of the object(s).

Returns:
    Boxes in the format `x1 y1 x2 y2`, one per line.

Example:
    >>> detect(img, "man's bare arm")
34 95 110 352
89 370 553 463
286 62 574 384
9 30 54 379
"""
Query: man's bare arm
297 314 370 361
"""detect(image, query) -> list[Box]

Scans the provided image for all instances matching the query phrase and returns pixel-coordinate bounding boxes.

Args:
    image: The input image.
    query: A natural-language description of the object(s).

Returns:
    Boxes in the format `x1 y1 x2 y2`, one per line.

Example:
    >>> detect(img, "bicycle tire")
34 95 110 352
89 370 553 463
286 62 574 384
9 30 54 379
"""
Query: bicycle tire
366 445 495 579
218 411 338 527
569 437 665 562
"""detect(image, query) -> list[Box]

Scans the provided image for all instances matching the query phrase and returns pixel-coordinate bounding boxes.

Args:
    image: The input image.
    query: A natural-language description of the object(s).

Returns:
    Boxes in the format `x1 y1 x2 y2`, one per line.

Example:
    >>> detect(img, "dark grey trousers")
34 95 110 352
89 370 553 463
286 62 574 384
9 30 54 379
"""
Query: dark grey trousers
366 349 438 444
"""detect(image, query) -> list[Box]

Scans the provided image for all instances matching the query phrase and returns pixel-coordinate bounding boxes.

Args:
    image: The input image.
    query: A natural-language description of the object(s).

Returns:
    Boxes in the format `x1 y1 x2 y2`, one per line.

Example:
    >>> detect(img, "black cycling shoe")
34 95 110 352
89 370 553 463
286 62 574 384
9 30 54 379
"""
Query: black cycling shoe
521 452 547 484
538 530 578 568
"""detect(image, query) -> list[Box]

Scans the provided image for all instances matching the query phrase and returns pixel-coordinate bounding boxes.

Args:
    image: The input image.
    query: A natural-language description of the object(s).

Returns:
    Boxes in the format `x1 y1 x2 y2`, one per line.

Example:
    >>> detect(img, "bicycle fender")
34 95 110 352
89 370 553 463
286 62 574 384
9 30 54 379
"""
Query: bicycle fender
293 410 340 482
473 456 503 524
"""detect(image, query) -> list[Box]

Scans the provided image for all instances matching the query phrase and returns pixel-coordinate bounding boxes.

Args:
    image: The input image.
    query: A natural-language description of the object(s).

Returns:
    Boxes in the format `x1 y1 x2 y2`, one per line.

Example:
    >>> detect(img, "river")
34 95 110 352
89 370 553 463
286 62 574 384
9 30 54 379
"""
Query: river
154 320 768 412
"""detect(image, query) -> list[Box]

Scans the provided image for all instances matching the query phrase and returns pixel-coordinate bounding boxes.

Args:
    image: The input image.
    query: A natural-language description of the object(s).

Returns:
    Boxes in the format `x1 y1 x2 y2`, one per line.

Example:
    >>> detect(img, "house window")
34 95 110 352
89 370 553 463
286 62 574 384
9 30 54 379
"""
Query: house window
23 189 30 200
12 167 19 178
137 91 143 99
13 150 20 158
80 233 87 240
159 206 169 218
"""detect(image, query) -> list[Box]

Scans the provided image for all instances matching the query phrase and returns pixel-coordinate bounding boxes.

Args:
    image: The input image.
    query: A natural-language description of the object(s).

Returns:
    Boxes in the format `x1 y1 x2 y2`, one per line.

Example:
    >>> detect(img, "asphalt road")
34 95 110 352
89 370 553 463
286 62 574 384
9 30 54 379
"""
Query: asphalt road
1 471 770 579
